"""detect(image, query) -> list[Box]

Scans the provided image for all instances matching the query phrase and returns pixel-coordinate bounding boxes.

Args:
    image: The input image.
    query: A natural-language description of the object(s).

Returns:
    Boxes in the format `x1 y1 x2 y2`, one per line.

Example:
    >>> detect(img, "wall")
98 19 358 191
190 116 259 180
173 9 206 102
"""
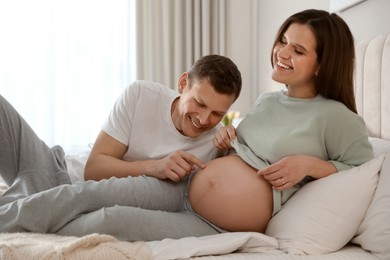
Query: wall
225 0 253 116
338 0 390 42
226 0 328 115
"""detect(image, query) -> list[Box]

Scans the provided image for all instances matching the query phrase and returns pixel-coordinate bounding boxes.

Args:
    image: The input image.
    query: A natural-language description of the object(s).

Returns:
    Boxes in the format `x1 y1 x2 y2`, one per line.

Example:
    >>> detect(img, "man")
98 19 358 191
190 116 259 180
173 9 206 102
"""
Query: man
84 54 241 182
0 54 242 241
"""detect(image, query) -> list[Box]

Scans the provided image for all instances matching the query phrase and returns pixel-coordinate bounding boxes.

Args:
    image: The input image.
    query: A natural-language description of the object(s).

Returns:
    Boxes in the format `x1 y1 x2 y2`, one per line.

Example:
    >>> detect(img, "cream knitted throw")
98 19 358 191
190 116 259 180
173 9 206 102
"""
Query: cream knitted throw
0 232 152 260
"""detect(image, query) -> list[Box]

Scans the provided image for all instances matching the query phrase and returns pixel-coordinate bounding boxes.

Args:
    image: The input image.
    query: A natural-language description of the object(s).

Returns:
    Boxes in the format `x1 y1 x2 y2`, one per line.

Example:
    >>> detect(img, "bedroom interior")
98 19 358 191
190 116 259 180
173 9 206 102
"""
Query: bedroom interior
1 0 390 259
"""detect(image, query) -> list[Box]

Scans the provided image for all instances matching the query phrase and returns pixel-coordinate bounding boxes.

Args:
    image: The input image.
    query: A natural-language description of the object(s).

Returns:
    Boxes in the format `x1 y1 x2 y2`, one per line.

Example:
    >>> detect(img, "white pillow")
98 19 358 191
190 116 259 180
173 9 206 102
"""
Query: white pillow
352 152 390 260
265 155 385 255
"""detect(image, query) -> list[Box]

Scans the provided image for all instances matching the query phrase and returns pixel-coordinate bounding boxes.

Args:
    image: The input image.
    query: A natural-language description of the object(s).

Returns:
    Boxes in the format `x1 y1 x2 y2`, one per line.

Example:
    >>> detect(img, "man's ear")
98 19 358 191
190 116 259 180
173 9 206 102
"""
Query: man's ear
177 72 189 94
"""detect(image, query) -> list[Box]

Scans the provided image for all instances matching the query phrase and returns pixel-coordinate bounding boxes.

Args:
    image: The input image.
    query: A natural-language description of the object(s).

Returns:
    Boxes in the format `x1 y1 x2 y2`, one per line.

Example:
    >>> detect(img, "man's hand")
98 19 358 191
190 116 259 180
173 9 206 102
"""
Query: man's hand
213 125 237 150
153 151 206 182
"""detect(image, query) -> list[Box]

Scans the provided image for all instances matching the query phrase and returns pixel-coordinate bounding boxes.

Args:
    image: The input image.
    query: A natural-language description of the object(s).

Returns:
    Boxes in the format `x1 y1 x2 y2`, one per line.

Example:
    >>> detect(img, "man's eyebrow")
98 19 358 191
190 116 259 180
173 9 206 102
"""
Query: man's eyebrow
194 96 205 105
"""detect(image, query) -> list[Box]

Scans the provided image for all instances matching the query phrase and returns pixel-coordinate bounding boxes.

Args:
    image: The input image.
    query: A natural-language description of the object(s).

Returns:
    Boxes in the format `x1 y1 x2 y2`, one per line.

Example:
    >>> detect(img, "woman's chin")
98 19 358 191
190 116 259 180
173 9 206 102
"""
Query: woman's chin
271 73 286 84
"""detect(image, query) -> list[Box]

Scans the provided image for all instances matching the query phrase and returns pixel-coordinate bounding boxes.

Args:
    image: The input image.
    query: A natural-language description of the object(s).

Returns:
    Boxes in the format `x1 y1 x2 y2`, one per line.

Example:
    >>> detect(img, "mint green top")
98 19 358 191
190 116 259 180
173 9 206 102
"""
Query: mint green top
232 91 374 215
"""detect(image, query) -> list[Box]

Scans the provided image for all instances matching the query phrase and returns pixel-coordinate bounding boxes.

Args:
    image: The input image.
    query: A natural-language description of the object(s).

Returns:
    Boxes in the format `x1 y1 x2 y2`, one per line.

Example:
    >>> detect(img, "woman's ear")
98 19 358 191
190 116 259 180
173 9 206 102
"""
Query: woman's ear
315 66 320 77
177 72 189 94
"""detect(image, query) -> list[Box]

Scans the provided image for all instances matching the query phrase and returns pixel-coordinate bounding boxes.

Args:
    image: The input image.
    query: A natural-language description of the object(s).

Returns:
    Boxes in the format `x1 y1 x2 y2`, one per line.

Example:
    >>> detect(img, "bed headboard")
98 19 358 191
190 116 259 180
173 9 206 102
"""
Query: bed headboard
355 33 390 140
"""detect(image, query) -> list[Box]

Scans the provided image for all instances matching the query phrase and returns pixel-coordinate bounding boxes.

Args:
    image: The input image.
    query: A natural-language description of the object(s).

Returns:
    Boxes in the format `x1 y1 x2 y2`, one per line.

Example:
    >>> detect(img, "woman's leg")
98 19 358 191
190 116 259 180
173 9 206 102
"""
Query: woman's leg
0 175 187 234
56 205 221 241
0 95 71 205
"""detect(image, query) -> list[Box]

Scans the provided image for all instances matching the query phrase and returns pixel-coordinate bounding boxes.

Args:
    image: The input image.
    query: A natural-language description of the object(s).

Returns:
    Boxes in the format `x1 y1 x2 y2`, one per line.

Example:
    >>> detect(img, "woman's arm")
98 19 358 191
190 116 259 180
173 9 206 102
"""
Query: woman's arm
258 155 337 190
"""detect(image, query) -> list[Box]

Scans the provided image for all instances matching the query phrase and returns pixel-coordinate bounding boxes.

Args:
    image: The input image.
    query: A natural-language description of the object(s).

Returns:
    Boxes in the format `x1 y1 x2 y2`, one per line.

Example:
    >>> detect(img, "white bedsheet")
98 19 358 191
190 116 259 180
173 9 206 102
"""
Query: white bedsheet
148 232 281 259
0 231 377 260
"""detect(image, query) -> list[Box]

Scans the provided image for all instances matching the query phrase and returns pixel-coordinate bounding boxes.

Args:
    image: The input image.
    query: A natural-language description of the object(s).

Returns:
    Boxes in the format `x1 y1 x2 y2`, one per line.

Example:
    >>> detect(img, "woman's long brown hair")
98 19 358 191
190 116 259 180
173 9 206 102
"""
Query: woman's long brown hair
271 9 357 113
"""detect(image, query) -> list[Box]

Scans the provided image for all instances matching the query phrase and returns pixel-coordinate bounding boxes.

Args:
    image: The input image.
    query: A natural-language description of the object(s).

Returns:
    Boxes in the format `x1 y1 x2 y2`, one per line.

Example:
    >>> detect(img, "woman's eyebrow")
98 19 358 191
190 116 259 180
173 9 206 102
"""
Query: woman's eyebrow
282 35 310 53
294 43 309 53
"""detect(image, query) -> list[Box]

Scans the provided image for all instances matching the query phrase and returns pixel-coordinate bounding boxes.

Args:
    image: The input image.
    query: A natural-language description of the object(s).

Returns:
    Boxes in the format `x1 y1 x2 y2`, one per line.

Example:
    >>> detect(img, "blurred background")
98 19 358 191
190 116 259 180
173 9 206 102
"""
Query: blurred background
0 0 388 152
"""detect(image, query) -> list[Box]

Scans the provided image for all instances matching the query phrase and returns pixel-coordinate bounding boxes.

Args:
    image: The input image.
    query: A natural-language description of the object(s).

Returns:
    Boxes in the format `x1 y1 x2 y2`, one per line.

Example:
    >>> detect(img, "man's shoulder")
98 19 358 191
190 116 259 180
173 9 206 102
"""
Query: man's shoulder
119 81 177 105
128 80 175 94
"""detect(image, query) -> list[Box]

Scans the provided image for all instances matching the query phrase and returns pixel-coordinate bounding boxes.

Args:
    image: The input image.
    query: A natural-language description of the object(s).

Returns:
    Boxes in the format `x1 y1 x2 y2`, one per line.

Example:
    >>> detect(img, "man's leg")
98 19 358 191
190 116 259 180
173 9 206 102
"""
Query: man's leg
56 205 221 241
0 175 187 234
0 95 71 205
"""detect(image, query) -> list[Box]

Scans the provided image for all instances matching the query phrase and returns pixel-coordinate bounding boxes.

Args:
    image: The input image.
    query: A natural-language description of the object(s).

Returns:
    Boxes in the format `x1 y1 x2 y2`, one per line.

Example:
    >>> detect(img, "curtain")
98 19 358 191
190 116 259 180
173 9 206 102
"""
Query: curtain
135 0 226 89
0 0 136 152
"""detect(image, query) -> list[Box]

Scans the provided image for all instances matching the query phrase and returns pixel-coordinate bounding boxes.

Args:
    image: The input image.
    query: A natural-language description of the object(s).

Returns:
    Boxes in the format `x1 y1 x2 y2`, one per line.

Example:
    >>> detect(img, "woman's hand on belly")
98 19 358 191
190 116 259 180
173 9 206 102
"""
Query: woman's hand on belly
188 155 273 233
258 155 337 190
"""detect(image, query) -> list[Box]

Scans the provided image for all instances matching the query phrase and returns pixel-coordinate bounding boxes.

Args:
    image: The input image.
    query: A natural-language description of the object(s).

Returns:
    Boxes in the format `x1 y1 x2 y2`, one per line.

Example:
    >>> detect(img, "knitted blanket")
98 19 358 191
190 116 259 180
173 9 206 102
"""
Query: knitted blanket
0 232 280 260
0 232 151 260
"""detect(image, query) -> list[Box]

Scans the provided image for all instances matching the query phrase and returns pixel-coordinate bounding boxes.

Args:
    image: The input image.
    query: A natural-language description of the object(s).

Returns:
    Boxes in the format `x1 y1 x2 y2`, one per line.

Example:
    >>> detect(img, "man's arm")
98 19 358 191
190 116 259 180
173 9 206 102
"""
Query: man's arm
84 131 205 181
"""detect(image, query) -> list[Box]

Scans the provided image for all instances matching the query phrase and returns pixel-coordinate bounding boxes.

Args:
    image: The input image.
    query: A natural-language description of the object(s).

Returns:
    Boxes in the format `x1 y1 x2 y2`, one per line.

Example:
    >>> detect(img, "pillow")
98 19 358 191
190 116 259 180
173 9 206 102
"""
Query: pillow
265 154 385 255
351 152 390 260
369 137 390 156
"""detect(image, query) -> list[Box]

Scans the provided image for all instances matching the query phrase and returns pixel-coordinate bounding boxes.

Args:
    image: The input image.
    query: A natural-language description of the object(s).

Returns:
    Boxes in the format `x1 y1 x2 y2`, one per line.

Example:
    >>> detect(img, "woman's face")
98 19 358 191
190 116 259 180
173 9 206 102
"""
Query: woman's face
272 23 320 98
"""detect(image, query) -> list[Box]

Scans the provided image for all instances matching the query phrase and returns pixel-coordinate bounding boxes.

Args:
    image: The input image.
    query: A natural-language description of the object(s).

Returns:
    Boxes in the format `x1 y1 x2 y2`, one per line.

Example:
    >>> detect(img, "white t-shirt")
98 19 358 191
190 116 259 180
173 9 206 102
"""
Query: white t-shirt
66 80 220 182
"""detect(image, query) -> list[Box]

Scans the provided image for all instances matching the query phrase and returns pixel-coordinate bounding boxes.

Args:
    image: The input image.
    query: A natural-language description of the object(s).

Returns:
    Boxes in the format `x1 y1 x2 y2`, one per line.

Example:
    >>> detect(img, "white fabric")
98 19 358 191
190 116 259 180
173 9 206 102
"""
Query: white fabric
369 137 390 156
0 231 377 260
0 233 151 260
352 146 390 259
148 232 280 260
102 80 220 165
65 145 93 183
189 245 378 260
265 155 385 255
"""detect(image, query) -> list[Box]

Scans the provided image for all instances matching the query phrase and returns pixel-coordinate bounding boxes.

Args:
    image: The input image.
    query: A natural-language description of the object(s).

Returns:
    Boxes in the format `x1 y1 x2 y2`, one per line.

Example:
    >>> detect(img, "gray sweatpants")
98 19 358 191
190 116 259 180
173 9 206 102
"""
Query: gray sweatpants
0 95 71 204
0 95 222 241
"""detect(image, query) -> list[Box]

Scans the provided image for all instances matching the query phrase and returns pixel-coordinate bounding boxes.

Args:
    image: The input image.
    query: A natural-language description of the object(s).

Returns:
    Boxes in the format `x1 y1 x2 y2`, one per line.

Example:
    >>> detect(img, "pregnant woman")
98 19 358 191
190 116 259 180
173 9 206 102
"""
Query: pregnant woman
189 9 374 232
0 9 373 241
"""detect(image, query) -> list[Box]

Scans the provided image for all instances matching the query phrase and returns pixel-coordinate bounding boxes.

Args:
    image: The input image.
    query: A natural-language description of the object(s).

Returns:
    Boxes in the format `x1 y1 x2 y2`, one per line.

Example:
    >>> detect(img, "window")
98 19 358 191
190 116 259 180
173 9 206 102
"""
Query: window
0 0 136 152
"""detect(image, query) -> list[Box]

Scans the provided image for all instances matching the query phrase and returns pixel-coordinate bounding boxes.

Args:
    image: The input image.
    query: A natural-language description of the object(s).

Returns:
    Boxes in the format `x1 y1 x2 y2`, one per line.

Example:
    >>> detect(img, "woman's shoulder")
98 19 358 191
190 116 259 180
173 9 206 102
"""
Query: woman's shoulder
317 97 366 128
252 91 281 106
317 97 356 116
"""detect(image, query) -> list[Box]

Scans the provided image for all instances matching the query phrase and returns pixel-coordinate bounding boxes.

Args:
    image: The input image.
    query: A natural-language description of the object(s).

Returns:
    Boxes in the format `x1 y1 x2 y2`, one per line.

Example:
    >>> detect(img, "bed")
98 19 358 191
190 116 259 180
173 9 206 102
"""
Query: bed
1 33 389 260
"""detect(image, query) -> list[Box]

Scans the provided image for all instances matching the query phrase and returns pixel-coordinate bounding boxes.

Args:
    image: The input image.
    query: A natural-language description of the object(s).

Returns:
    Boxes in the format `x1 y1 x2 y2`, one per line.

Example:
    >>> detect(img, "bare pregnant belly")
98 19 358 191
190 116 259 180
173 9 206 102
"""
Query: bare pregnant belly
188 155 273 232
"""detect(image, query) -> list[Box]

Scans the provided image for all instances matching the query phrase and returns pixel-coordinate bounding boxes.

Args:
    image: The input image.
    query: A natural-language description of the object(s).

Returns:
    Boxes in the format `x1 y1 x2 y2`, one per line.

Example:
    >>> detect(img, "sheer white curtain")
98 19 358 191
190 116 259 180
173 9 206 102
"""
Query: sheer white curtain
135 0 226 89
0 0 136 152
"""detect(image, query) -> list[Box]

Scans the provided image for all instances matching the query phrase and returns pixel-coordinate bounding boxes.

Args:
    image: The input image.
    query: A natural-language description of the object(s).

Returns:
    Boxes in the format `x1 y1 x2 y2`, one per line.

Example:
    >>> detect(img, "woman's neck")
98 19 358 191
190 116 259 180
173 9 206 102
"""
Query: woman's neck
285 85 317 99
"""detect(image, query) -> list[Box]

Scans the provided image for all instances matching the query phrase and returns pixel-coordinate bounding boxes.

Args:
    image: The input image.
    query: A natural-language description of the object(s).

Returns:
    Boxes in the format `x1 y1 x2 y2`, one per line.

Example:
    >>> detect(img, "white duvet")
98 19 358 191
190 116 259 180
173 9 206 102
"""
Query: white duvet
0 232 280 260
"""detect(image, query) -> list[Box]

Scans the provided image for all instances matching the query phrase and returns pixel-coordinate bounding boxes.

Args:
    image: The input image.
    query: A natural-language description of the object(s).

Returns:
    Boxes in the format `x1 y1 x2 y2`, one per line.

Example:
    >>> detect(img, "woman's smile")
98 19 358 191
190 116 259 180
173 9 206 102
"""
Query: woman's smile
276 59 293 70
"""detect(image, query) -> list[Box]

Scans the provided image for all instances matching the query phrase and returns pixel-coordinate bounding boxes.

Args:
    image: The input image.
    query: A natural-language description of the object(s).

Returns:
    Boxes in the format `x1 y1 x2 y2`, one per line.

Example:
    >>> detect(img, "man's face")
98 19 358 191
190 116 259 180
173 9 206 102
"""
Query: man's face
171 73 236 138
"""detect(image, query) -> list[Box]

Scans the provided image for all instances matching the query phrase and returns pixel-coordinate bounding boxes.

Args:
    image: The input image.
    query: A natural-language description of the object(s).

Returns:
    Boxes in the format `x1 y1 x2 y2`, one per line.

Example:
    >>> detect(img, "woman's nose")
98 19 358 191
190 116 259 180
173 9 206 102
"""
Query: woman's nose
278 45 291 60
